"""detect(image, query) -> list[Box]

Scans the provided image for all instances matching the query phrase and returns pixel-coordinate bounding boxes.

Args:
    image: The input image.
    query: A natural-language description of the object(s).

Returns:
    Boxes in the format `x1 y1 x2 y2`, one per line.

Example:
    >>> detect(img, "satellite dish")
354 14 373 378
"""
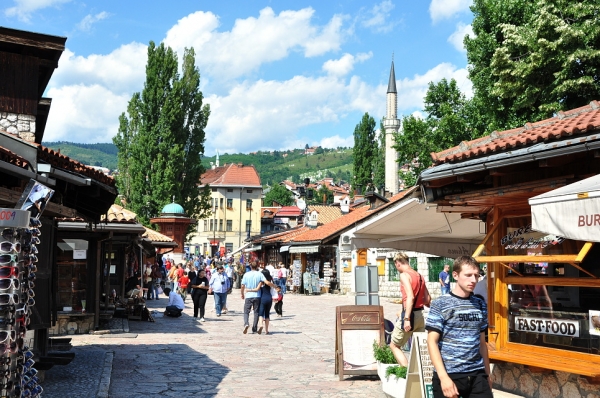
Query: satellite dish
297 198 306 211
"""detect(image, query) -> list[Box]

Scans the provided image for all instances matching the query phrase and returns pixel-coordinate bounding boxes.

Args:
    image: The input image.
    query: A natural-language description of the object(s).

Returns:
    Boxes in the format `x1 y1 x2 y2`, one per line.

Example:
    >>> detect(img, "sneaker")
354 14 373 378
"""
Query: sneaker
217 314 221 317
200 317 205 322
257 326 263 335
243 325 249 334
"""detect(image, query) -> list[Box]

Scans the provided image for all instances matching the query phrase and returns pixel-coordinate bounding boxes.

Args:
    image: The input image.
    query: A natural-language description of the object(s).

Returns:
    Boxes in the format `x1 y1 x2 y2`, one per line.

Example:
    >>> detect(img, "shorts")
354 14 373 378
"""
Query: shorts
432 370 492 398
390 310 425 347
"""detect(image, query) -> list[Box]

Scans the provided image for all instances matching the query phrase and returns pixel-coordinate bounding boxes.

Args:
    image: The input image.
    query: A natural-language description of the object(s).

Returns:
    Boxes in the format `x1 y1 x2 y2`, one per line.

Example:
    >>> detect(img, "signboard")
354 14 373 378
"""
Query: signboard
73 250 87 260
514 316 580 337
335 305 384 380
405 332 434 398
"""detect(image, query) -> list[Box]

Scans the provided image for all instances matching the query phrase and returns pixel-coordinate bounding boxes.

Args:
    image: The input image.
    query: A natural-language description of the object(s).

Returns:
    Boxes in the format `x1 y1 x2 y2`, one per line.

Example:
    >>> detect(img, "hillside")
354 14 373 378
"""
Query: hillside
41 142 354 186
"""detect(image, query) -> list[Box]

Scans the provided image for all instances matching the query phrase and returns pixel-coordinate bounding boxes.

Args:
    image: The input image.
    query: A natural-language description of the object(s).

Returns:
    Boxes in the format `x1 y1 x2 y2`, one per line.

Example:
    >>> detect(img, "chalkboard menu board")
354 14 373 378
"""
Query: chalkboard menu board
335 305 385 380
405 332 434 398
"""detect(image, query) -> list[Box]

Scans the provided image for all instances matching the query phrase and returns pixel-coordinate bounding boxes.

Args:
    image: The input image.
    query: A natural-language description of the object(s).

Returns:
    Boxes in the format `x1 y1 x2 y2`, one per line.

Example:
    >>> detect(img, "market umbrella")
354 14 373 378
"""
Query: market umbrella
529 174 600 242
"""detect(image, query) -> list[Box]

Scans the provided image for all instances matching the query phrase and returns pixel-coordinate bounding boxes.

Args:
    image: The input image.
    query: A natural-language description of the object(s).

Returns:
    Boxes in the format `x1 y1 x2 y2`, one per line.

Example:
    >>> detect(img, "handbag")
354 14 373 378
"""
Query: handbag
270 287 278 300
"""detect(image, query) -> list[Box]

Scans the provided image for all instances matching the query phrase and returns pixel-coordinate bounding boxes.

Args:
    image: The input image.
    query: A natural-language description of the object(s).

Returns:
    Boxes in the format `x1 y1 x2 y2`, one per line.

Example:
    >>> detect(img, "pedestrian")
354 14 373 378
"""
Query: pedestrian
273 286 283 317
273 264 280 290
426 256 492 398
178 272 190 302
152 261 162 300
167 264 177 291
439 263 451 295
191 269 209 321
241 261 275 334
143 261 153 300
257 269 274 334
389 252 431 366
278 262 288 294
187 266 197 297
209 265 230 317
225 263 233 294
163 287 184 317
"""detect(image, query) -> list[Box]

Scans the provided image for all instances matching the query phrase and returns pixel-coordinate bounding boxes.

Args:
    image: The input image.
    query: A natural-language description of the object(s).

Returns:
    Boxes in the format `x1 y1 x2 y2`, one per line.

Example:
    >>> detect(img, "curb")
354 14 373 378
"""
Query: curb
96 351 114 398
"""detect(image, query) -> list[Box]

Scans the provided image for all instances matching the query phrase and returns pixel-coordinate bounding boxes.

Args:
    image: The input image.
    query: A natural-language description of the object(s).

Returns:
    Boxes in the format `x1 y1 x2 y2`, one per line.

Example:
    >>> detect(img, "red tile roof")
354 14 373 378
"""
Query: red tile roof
102 204 138 223
201 163 261 186
143 226 175 243
288 187 417 243
275 206 302 217
261 207 280 219
432 100 600 164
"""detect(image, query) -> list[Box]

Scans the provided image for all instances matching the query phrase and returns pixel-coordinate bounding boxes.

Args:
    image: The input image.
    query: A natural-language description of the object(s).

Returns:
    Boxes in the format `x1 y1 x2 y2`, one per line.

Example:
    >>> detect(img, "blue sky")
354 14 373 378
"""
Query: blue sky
1 0 474 156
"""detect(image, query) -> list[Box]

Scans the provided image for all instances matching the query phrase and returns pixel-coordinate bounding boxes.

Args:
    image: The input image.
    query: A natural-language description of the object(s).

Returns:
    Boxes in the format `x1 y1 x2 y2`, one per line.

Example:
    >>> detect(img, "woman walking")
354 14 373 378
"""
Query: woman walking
258 269 274 334
191 270 210 321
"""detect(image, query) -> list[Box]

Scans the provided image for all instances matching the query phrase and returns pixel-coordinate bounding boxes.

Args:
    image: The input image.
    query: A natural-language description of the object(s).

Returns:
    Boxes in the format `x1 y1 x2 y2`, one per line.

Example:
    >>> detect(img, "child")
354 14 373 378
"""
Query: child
274 286 283 317
178 273 190 302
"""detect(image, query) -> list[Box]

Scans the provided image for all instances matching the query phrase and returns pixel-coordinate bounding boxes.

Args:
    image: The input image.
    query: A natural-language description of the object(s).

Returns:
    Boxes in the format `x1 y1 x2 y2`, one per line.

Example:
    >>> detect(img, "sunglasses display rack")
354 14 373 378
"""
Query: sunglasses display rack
0 209 42 398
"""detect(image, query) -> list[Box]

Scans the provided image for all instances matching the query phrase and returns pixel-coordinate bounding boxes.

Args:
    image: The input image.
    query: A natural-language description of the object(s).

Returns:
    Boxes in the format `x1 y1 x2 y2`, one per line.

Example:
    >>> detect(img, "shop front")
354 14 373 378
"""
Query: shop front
287 244 337 294
420 101 600 396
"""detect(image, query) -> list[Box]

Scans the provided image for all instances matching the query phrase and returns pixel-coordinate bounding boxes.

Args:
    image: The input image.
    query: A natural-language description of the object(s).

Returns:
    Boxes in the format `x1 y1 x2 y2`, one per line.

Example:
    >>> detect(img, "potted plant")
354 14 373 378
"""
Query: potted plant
383 365 408 397
372 341 396 380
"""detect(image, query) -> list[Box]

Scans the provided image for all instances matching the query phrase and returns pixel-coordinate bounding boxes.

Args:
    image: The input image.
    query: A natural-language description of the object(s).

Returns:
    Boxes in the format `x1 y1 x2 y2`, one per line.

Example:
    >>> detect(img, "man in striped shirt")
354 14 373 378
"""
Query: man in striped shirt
426 256 492 398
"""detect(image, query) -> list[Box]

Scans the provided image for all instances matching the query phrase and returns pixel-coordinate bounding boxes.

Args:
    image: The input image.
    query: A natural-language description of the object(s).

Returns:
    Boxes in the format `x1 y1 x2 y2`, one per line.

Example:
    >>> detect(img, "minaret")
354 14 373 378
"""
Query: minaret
384 59 400 195
216 150 220 167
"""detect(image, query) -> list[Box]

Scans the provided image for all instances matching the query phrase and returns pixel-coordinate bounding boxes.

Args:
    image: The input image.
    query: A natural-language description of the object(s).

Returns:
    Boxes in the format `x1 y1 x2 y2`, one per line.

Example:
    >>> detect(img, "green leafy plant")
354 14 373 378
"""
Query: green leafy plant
372 341 396 364
386 365 407 379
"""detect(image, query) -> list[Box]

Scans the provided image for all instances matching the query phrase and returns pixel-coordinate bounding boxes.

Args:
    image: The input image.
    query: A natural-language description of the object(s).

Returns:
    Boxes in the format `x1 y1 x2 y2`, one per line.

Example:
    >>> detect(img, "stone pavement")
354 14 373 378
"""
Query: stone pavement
41 291 522 398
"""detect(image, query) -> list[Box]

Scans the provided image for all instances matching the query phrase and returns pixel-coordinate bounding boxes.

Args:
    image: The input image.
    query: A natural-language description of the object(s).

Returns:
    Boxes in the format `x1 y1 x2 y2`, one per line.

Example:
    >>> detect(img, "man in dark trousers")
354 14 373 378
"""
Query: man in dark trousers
426 256 492 398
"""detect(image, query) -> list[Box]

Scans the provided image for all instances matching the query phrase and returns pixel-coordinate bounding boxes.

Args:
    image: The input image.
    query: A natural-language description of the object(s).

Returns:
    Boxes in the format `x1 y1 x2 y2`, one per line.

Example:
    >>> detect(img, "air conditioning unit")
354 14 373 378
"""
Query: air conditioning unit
342 235 351 244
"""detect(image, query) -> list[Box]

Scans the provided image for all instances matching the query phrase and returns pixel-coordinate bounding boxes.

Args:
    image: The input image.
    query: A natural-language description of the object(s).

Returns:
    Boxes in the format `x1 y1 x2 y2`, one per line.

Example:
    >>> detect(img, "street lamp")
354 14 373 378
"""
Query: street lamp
247 199 252 239
213 207 217 257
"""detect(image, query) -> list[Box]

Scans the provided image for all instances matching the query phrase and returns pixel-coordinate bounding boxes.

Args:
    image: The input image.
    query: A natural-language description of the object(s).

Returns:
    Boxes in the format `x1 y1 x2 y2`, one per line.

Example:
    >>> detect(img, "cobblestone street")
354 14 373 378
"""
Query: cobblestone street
42 292 400 397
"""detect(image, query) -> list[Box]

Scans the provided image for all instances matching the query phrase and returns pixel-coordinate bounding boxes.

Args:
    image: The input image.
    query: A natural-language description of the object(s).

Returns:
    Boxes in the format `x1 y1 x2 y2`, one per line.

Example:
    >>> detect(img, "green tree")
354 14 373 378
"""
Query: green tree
309 185 334 205
373 119 386 190
490 0 600 119
394 79 476 186
113 42 211 227
264 184 294 206
353 112 377 192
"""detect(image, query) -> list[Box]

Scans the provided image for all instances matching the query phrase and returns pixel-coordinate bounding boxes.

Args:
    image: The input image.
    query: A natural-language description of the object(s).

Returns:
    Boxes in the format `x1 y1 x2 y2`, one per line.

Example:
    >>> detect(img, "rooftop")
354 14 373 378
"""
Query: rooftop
201 163 261 187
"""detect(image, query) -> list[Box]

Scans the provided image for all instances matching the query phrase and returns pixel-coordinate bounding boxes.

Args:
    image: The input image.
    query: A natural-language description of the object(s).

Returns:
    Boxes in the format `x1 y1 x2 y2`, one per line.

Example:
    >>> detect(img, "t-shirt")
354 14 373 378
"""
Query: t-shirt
168 291 185 309
280 268 288 278
191 276 209 297
439 270 450 288
425 292 488 374
179 275 190 289
241 270 267 299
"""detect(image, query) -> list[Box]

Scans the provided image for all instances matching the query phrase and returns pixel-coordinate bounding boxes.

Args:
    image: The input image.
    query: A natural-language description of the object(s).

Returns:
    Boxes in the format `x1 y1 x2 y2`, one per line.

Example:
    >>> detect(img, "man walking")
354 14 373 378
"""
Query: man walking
439 264 450 295
209 265 230 317
389 253 430 366
426 256 492 398
241 262 274 334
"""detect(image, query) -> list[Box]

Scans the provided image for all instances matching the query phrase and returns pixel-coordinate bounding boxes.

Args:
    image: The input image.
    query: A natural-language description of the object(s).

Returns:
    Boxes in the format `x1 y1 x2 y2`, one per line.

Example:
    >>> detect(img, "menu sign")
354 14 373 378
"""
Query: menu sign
405 332 434 398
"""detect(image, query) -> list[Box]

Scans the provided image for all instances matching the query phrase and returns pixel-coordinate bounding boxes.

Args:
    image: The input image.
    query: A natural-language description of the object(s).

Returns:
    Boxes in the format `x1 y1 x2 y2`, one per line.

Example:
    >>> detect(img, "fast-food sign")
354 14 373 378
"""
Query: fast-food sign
514 316 579 337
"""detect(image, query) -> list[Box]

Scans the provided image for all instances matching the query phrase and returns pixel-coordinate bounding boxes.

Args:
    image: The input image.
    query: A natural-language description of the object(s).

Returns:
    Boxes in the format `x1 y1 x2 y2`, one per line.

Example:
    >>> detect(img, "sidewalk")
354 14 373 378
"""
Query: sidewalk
41 292 522 397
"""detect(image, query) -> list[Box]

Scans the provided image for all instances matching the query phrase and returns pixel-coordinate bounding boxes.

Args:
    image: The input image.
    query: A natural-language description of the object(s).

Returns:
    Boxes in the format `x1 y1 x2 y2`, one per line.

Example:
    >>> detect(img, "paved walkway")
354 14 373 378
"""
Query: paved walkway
41 292 523 397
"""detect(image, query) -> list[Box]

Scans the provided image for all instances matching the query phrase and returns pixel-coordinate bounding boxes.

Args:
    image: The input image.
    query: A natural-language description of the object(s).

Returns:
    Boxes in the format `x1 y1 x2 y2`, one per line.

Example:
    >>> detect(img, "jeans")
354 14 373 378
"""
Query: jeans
214 292 227 315
244 298 260 332
441 286 450 295
279 278 287 294
165 305 182 317
152 279 161 298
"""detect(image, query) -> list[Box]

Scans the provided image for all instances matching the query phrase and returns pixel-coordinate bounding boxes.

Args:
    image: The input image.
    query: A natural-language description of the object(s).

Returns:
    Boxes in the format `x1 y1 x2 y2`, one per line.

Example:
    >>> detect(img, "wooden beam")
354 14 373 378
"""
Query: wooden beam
476 254 579 263
568 262 597 279
437 206 487 213
498 262 523 276
422 175 457 188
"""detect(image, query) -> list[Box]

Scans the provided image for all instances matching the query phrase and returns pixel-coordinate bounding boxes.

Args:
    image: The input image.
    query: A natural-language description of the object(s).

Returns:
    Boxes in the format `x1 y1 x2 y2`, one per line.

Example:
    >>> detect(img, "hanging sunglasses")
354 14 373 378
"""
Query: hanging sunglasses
27 255 38 264
26 272 35 281
27 229 40 237
19 296 34 307
0 330 16 345
0 229 17 241
26 264 37 273
0 242 20 254
0 341 18 355
0 380 14 389
0 294 19 306
0 267 18 278
21 244 37 255
0 255 18 266
0 368 10 378
0 357 10 366
20 289 34 299
0 278 19 291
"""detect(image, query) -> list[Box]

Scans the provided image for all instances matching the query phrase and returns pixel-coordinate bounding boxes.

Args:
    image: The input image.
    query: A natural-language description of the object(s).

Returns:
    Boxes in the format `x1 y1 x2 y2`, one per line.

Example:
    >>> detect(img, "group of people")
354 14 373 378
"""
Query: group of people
390 253 493 398
240 261 283 335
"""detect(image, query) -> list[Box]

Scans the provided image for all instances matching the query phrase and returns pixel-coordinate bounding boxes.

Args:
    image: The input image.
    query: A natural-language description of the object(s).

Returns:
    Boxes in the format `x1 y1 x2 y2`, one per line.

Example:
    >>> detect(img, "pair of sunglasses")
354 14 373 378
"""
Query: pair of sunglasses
0 278 19 291
0 242 20 254
0 255 19 266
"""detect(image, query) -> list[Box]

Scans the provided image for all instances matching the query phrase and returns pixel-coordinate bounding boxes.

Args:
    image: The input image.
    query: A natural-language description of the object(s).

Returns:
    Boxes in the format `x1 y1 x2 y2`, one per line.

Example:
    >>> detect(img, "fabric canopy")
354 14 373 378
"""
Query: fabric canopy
350 198 484 258
279 245 290 252
530 174 600 242
289 245 319 253
230 242 250 256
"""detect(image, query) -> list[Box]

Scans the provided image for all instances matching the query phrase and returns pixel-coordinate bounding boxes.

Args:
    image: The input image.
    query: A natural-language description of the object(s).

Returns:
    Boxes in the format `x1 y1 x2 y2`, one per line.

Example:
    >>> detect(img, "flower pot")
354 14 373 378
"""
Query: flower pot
377 361 395 381
381 373 407 398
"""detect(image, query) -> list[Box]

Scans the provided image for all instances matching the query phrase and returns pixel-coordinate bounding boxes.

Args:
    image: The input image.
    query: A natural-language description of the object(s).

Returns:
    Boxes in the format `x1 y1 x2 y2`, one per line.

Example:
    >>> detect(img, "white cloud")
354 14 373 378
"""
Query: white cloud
318 135 354 149
448 22 473 52
322 52 372 76
44 84 130 143
51 43 147 94
429 0 471 23
361 0 396 32
76 11 110 32
4 0 71 22
163 7 347 81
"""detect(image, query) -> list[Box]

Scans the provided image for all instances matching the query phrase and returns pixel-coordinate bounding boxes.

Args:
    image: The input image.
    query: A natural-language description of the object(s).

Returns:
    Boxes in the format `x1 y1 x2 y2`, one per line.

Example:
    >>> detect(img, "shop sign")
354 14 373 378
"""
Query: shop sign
501 224 565 250
340 311 380 325
274 217 289 224
446 246 472 257
514 316 579 337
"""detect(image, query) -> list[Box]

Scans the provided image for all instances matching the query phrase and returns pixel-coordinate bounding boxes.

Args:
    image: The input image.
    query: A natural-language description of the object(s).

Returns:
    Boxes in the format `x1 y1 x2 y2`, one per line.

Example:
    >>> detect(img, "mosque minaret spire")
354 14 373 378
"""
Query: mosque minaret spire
384 58 400 195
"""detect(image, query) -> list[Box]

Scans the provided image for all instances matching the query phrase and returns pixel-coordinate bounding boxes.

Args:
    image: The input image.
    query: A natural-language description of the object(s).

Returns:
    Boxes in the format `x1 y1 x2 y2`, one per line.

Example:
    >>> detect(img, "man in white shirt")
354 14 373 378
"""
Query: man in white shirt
278 263 288 294
163 287 184 317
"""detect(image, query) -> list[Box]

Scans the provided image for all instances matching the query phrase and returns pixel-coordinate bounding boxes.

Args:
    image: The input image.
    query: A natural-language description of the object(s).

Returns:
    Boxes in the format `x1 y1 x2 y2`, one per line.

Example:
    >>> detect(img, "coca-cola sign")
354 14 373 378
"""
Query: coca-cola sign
340 312 380 325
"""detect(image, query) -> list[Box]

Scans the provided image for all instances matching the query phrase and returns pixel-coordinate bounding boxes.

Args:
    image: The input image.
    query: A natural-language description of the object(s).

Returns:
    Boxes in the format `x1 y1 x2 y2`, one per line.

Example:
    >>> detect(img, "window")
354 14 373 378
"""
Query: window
246 199 253 209
227 198 233 208
247 189 253 193
219 219 223 231
427 257 455 283
246 220 252 232
227 189 233 192
225 243 233 253
220 198 224 208
203 243 207 255
203 220 208 232
212 188 216 192
226 220 232 232
209 219 214 231
56 239 89 310
388 257 417 281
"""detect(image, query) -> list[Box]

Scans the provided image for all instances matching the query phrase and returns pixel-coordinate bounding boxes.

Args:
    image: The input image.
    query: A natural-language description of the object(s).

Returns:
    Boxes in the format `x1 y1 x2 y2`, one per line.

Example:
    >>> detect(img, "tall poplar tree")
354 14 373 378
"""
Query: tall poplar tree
352 113 376 192
373 119 386 190
113 42 211 227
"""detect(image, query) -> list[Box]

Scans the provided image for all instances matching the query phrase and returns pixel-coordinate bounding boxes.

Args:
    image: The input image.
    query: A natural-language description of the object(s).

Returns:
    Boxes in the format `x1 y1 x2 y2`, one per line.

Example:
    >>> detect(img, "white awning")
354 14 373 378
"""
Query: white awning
289 245 320 253
350 198 484 258
279 245 290 252
230 242 250 256
244 245 262 252
530 174 600 242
